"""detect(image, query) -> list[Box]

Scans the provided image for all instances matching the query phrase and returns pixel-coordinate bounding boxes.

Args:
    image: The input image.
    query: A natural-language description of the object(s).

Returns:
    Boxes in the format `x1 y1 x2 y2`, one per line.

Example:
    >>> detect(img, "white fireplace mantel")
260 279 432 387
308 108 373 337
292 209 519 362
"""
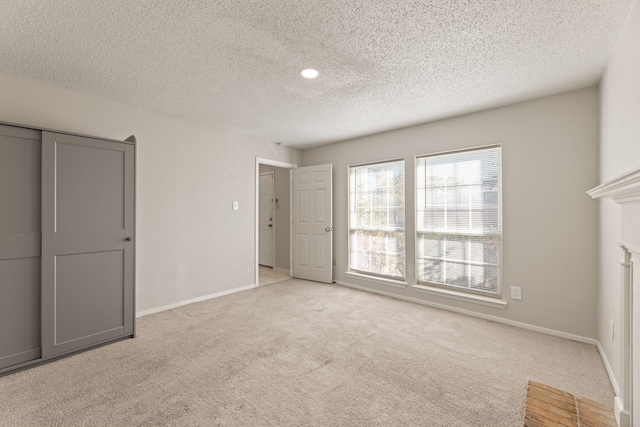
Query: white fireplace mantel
588 165 640 204
589 165 640 427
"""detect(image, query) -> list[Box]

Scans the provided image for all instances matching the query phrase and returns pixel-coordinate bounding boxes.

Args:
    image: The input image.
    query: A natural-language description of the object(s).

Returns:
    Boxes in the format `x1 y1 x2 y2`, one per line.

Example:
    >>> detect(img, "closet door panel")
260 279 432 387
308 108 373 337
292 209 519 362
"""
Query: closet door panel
0 125 42 371
0 232 40 260
0 258 40 369
55 251 124 346
42 132 134 356
56 141 124 232
0 129 41 233
55 231 124 255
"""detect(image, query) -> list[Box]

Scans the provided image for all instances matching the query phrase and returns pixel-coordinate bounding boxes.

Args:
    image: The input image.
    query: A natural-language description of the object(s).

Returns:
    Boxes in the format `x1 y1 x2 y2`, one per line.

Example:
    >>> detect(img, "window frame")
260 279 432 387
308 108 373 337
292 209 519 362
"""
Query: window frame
414 145 503 298
348 158 406 281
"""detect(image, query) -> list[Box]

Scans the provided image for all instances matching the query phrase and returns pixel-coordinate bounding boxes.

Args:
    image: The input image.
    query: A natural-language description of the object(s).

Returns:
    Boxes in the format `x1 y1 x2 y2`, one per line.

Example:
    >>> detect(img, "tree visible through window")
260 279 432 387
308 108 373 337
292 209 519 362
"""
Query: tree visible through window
416 146 502 295
349 160 405 279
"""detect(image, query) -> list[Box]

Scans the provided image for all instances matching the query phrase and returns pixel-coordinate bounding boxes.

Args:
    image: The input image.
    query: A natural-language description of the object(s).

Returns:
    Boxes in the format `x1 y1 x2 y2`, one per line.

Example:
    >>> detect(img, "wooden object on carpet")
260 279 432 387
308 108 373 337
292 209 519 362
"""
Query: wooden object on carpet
524 381 616 427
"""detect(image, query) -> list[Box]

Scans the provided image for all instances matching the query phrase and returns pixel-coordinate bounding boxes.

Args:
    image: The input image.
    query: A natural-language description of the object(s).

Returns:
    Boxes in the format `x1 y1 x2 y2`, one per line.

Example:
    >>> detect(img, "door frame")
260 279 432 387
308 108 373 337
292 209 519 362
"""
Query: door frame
254 157 296 286
258 171 275 267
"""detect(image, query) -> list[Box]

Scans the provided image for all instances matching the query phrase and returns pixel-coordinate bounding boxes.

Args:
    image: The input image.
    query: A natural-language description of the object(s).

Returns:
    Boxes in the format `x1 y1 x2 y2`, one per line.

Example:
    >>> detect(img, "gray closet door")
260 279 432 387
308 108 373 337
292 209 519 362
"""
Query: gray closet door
42 132 134 356
0 125 42 370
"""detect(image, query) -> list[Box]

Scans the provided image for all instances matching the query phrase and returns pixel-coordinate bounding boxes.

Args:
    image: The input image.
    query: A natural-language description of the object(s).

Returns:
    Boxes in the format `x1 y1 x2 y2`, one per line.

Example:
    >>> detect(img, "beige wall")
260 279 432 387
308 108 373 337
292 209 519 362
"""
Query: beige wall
302 87 600 339
598 0 640 396
0 72 301 314
259 164 291 271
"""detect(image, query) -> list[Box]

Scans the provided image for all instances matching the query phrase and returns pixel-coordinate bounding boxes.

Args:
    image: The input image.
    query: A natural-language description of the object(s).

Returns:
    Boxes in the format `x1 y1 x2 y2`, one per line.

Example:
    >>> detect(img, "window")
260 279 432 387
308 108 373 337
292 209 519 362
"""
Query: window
416 146 502 295
349 160 405 280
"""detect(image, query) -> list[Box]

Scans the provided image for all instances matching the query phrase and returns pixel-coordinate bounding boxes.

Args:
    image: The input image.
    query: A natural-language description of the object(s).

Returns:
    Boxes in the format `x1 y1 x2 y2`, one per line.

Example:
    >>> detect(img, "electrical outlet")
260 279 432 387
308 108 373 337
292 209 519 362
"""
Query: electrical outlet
510 286 522 300
610 320 615 342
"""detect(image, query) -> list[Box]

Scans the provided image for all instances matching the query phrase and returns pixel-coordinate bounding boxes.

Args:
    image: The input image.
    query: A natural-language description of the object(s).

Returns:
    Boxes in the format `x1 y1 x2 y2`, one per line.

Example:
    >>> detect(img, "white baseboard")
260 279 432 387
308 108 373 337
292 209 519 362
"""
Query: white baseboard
136 284 257 318
335 280 597 345
597 341 621 396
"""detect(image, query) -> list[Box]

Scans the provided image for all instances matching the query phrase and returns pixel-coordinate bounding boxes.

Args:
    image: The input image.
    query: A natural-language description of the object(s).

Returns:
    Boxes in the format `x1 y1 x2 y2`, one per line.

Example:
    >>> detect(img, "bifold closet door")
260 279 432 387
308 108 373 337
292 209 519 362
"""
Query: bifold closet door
0 125 42 370
41 132 134 357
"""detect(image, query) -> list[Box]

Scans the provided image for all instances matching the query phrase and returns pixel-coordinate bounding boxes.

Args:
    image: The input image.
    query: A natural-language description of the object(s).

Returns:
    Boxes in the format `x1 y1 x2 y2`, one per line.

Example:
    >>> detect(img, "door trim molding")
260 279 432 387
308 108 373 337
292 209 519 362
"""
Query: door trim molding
0 119 132 145
255 157 296 286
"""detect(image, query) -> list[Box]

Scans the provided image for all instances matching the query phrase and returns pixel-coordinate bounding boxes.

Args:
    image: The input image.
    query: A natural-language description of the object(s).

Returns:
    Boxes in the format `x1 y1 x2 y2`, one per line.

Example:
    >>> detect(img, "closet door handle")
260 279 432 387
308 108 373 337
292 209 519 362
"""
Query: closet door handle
125 237 132 241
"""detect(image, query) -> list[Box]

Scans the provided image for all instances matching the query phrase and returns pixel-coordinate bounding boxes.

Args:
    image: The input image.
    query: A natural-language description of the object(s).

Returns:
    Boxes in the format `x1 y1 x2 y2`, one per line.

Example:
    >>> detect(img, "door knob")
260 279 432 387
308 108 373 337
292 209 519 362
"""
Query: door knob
125 237 131 241
268 224 273 228
325 227 332 232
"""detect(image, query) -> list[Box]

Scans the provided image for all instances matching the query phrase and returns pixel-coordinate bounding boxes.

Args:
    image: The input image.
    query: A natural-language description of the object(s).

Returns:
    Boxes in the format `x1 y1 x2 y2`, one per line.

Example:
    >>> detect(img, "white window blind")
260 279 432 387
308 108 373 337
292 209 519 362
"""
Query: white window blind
349 160 405 279
416 146 501 295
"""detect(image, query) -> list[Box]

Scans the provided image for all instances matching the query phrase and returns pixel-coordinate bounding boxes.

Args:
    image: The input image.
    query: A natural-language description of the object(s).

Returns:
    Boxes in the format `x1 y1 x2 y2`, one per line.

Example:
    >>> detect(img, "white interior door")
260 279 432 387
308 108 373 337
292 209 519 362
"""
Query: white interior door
259 172 274 267
292 164 333 283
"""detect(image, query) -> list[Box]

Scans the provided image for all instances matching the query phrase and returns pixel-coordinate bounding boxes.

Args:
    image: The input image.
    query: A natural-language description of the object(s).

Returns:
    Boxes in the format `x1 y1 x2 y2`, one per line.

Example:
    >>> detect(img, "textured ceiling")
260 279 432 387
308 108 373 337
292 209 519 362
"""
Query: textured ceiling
0 0 634 148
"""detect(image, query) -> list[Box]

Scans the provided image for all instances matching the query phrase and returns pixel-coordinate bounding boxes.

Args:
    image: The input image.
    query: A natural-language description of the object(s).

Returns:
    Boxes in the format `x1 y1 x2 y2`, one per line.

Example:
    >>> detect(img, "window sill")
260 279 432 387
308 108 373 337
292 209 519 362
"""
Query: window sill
345 272 407 289
412 284 507 309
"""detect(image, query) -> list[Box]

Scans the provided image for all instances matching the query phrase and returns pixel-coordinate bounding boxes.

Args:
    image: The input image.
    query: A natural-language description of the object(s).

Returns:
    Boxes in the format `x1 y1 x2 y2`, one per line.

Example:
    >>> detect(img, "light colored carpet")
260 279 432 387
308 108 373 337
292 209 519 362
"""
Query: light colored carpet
0 279 614 426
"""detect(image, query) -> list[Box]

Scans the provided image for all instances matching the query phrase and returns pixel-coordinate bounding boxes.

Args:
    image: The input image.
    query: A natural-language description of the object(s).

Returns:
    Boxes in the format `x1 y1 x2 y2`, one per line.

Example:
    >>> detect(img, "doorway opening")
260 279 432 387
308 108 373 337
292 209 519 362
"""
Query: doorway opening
255 157 296 286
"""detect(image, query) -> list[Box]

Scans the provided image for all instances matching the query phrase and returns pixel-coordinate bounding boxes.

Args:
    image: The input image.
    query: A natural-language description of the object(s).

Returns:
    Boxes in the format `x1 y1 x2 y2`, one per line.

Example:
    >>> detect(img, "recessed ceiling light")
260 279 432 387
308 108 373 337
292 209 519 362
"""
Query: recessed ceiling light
300 68 319 79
